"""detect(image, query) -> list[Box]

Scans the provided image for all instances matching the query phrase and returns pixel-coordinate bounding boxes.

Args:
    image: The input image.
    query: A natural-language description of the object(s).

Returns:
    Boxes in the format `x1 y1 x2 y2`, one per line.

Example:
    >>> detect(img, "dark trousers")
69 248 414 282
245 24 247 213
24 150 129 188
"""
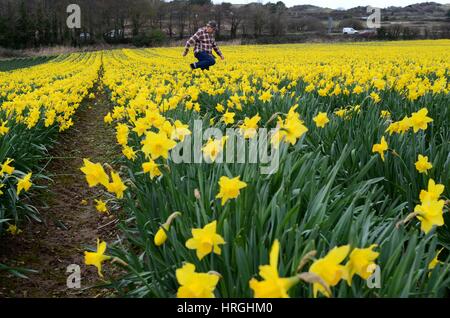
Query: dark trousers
194 51 216 70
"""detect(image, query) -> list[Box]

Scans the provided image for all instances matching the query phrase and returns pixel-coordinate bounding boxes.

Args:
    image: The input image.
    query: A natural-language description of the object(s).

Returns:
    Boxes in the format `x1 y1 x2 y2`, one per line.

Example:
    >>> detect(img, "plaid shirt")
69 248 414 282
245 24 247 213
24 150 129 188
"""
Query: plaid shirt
184 27 223 58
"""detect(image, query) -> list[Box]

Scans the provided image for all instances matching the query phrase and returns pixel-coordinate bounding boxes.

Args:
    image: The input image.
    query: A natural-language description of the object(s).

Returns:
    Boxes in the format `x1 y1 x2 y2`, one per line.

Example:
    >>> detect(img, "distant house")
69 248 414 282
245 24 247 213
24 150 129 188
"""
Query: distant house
104 29 124 39
80 32 91 41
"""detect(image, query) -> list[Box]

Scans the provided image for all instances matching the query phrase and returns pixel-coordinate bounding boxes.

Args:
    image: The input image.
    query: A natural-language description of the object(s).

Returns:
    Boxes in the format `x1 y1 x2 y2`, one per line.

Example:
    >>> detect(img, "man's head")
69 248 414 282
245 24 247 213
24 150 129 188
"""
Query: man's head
205 21 217 34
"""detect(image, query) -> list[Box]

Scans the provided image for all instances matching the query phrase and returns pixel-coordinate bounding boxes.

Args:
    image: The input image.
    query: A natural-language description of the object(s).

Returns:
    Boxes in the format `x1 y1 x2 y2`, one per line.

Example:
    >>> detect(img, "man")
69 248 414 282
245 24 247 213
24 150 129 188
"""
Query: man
182 21 224 70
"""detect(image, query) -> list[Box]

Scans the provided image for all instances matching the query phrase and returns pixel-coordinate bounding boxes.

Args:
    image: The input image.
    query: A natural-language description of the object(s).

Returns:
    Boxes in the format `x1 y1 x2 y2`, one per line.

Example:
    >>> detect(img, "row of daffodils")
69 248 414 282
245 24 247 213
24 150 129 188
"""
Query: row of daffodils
78 41 449 297
0 53 101 237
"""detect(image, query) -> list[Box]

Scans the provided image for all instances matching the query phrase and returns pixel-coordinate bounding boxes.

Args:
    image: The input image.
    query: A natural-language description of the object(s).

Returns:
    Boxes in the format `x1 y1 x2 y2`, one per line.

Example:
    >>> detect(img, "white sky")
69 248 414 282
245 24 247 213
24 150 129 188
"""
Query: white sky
213 1 450 9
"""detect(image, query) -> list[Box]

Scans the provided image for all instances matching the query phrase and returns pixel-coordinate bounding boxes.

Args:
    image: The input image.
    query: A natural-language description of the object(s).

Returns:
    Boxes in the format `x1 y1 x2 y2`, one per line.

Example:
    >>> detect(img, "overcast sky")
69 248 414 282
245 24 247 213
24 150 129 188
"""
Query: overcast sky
212 1 450 9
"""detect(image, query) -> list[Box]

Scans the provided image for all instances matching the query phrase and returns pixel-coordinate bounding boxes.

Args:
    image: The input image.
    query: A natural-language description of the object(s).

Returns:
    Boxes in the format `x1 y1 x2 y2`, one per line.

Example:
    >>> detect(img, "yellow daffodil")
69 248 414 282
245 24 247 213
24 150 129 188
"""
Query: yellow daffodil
380 110 391 119
0 120 9 136
94 199 108 214
106 171 127 199
313 112 330 128
372 136 388 161
409 108 433 133
84 238 111 277
185 220 225 260
370 92 381 103
344 245 379 285
274 116 308 147
415 154 432 174
239 114 261 139
259 91 272 102
397 116 412 134
122 145 137 161
249 240 299 298
172 120 191 142
309 245 350 297
0 158 15 177
216 176 247 206
80 159 110 187
222 110 235 125
176 263 220 298
419 179 444 202
414 198 445 234
141 131 177 160
132 118 149 137
6 224 22 235
202 137 227 162
17 172 32 196
116 123 129 146
353 85 363 94
142 160 162 180
215 103 225 113
334 108 347 118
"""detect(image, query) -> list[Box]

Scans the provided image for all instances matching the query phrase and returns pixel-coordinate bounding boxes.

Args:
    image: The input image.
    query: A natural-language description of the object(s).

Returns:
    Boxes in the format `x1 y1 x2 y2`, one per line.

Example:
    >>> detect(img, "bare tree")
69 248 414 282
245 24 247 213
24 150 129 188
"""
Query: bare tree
229 4 244 39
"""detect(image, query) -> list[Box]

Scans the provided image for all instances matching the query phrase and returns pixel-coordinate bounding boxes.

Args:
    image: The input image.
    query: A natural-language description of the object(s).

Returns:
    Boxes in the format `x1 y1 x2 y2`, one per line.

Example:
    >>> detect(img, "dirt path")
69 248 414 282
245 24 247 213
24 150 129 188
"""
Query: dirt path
0 78 121 297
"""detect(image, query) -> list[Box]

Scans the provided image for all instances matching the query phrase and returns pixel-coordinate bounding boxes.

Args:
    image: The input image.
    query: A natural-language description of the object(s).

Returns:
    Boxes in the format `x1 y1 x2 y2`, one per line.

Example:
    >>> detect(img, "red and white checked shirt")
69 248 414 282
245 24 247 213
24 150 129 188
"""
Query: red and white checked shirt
184 27 223 58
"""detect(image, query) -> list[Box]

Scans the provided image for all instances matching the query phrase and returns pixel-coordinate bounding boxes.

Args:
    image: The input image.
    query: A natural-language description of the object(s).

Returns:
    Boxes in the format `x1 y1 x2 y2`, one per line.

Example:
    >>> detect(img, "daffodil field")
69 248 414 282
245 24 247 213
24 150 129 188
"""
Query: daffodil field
0 53 101 236
2 40 450 297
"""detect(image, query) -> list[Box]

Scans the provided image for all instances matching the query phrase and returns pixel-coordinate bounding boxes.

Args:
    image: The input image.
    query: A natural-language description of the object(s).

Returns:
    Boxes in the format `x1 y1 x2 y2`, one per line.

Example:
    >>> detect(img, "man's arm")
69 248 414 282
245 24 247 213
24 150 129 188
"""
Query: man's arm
212 40 224 59
183 30 201 56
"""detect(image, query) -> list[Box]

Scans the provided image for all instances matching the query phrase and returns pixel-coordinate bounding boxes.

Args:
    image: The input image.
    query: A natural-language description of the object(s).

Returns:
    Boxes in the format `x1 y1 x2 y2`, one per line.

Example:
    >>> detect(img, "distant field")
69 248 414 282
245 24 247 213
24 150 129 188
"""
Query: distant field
0 56 55 72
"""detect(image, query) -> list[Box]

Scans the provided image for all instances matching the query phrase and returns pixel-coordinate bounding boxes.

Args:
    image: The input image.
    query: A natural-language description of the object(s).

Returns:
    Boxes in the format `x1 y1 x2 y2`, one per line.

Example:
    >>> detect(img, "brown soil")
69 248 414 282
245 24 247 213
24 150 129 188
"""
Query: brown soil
0 79 121 298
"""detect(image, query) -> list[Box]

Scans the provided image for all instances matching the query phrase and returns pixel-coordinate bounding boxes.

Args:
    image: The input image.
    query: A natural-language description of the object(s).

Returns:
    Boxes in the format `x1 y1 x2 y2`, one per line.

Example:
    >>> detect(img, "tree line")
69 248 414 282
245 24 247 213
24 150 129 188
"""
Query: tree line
1 0 449 49
0 0 293 49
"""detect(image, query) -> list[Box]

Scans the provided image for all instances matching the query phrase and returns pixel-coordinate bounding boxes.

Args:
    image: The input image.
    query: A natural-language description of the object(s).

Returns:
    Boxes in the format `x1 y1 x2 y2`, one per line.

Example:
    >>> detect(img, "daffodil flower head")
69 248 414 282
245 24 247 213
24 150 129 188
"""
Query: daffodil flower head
414 198 445 234
142 159 162 180
308 245 350 297
344 245 379 285
84 238 111 278
313 112 330 128
0 158 15 177
106 171 127 199
372 136 388 161
80 159 110 188
176 263 220 298
216 176 247 206
17 172 32 196
94 199 108 214
249 240 300 298
141 131 177 160
415 154 432 174
410 108 433 133
419 179 444 202
185 220 225 260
